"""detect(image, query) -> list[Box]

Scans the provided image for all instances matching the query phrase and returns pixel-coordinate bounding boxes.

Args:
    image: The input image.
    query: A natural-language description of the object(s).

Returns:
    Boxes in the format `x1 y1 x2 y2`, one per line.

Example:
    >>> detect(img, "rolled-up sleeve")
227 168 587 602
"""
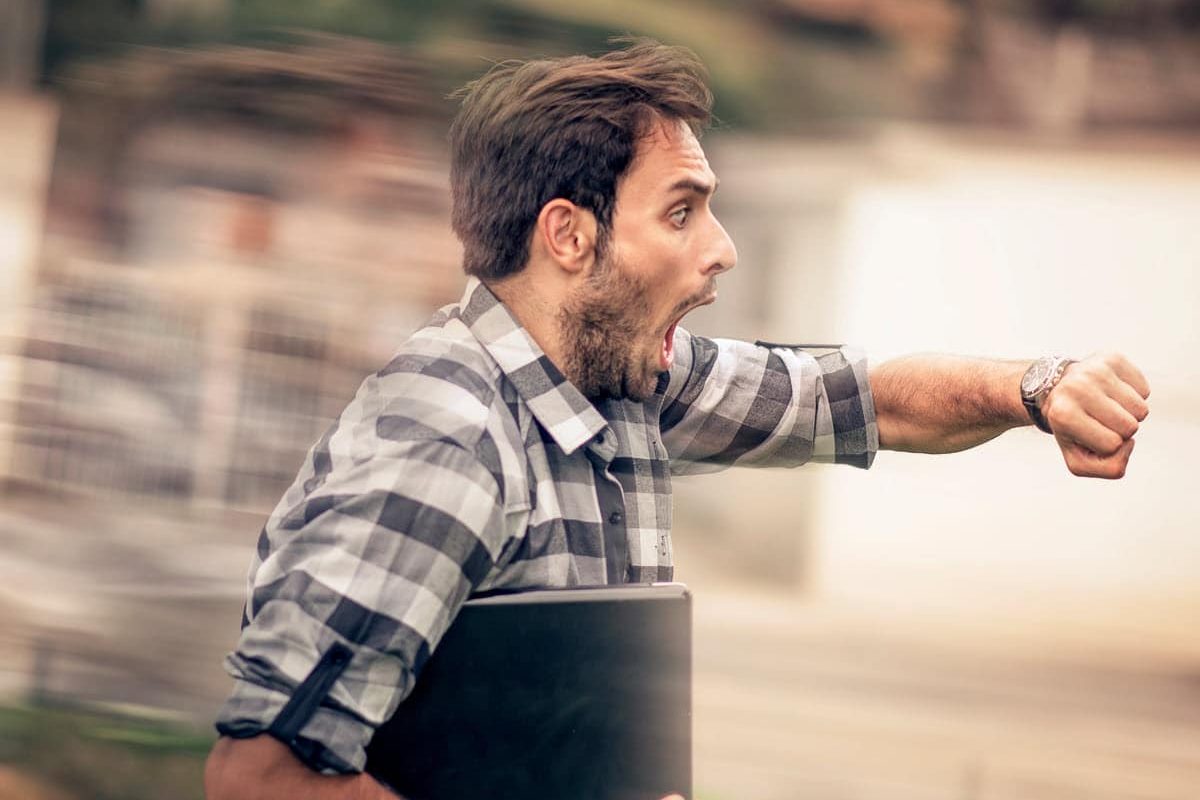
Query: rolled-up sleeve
658 328 878 475
215 435 510 773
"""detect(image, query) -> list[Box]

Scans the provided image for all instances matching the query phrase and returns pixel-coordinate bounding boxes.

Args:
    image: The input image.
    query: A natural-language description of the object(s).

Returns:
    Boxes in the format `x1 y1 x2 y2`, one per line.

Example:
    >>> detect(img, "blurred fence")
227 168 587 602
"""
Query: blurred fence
3 38 462 515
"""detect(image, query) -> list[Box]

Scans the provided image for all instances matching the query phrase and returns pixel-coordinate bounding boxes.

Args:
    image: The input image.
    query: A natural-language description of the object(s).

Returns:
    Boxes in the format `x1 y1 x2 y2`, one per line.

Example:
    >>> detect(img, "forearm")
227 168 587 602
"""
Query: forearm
205 735 397 800
869 354 1030 453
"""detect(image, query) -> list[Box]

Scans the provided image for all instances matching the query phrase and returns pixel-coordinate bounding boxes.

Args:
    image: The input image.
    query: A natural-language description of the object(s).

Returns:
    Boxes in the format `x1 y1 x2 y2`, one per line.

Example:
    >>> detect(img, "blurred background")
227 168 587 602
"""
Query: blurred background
1 1 1199 798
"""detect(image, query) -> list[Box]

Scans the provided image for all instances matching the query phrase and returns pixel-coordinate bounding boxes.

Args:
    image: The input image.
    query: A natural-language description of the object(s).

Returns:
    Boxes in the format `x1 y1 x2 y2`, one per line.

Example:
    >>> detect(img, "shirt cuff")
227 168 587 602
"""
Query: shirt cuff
214 668 374 774
810 345 878 469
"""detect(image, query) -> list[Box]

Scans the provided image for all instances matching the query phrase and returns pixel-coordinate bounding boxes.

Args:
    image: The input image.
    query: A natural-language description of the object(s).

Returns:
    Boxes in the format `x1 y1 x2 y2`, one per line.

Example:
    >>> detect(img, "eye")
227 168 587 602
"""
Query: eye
669 206 690 227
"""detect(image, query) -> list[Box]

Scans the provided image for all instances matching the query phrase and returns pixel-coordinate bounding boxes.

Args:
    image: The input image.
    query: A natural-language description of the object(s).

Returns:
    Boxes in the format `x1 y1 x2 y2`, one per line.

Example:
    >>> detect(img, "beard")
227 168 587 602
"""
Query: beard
558 253 663 402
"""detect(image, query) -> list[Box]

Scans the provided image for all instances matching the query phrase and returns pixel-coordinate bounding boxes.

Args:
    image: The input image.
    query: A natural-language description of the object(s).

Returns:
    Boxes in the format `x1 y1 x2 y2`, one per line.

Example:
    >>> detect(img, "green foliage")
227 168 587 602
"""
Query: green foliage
0 703 212 800
230 0 440 42
41 0 902 131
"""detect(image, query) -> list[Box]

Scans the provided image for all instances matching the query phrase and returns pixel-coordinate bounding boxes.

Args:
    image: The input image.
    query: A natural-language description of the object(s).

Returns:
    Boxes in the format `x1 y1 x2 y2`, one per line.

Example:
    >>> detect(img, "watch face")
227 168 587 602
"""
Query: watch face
1022 358 1052 395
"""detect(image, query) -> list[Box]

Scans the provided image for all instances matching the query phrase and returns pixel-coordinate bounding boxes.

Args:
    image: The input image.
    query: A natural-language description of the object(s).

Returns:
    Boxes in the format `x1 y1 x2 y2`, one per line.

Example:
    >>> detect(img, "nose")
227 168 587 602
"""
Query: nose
705 215 737 277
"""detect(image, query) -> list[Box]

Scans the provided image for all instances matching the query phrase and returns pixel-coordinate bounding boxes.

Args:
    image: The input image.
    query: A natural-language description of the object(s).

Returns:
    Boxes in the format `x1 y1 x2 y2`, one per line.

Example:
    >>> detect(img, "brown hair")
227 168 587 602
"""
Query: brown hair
448 39 713 281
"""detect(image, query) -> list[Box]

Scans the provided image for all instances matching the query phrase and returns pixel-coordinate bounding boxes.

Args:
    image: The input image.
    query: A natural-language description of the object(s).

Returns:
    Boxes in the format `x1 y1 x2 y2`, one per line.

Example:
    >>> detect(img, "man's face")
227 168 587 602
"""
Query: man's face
558 119 737 401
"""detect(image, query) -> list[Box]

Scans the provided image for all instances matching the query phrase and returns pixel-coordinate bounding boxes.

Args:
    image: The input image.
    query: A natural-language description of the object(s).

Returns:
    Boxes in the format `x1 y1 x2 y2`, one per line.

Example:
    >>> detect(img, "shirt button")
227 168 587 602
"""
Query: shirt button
608 510 623 525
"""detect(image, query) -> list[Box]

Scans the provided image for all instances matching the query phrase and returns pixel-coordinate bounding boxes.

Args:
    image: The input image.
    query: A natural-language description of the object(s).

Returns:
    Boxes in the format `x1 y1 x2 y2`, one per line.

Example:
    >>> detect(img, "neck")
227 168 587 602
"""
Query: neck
486 273 570 373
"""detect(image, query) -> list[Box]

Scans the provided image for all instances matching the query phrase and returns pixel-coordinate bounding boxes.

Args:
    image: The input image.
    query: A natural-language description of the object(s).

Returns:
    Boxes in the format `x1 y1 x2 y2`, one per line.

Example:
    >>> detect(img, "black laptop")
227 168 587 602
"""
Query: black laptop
364 583 692 800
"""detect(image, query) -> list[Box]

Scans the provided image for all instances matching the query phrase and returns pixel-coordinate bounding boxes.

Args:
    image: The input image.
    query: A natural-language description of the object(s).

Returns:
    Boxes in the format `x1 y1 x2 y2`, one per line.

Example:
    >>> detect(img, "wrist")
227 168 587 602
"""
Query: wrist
1021 355 1076 433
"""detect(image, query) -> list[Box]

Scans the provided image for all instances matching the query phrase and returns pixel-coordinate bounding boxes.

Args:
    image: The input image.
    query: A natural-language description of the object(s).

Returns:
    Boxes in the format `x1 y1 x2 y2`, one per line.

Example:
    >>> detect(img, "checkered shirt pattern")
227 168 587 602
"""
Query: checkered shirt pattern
215 277 877 773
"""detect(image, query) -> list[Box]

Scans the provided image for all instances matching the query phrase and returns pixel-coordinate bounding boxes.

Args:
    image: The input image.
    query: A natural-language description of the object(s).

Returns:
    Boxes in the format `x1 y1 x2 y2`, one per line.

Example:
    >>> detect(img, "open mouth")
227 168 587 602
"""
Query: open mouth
659 292 717 370
661 320 678 369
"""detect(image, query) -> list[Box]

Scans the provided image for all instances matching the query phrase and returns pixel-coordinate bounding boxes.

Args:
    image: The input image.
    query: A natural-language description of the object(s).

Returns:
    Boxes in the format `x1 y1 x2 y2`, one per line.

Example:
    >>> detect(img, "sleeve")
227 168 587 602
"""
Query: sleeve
657 327 878 475
213 435 510 774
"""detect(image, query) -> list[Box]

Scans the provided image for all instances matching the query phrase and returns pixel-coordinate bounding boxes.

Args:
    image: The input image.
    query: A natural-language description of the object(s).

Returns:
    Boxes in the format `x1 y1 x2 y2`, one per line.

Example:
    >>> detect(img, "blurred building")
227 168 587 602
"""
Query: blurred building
765 0 1200 128
3 38 462 514
0 0 46 90
0 0 56 522
679 127 1200 800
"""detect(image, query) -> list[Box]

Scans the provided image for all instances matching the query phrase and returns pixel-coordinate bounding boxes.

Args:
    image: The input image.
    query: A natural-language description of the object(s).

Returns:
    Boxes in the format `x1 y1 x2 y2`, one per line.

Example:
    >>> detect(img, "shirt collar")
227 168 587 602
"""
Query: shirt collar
458 277 609 455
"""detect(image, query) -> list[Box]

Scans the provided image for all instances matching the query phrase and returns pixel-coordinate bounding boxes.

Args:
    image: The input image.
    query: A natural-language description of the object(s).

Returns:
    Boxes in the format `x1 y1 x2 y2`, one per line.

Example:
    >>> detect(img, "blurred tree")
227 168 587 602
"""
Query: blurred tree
41 0 145 84
36 0 1200 130
229 0 440 42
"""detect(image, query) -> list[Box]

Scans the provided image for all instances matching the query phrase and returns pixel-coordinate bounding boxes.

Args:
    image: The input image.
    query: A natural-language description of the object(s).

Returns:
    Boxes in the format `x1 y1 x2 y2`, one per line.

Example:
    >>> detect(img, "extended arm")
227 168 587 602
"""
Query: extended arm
870 352 1151 478
659 329 877 473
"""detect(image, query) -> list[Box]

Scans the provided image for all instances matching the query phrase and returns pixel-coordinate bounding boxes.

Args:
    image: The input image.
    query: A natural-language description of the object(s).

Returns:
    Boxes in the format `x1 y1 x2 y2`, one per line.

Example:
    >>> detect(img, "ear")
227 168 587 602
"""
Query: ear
534 199 597 275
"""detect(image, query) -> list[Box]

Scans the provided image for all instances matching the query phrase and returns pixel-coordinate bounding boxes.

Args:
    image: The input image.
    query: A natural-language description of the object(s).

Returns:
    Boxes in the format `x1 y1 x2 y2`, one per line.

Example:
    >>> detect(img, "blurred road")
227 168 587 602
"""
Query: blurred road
2 495 1199 800
691 590 1200 800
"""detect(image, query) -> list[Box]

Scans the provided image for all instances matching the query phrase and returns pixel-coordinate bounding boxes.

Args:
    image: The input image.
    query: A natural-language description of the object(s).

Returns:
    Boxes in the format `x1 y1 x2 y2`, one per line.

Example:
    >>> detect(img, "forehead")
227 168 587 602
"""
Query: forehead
622 117 715 194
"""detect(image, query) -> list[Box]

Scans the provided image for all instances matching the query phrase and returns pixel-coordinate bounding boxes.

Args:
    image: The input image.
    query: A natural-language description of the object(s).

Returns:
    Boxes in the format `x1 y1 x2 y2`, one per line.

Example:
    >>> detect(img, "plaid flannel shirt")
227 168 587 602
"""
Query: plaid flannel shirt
215 277 877 773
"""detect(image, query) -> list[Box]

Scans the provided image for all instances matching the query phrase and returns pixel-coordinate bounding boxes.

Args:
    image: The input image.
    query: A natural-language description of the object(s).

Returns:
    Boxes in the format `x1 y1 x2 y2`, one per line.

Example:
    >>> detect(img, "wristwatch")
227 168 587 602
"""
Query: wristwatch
1021 355 1076 433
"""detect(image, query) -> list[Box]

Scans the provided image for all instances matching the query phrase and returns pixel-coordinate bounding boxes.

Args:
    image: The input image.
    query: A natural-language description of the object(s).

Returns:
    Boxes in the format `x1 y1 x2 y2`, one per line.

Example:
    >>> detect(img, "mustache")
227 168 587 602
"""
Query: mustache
668 279 718 320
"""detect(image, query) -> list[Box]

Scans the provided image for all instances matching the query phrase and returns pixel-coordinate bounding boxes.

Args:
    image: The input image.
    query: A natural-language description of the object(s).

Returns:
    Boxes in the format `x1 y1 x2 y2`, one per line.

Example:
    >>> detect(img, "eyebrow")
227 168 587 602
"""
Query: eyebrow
667 176 719 198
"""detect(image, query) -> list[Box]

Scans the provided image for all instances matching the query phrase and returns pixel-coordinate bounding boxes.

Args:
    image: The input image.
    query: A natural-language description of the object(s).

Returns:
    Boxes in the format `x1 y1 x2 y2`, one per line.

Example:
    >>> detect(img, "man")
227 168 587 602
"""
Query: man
204 40 1150 798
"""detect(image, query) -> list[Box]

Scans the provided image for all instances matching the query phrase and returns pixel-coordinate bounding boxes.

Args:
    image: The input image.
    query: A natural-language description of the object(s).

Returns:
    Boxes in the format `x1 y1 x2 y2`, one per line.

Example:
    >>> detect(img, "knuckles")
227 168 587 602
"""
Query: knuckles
1100 351 1129 371
1068 358 1110 387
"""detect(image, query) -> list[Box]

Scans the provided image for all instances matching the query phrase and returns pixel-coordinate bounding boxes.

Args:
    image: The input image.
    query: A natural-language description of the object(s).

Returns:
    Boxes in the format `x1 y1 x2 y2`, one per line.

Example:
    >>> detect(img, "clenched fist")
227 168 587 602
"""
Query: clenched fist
1041 353 1151 479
